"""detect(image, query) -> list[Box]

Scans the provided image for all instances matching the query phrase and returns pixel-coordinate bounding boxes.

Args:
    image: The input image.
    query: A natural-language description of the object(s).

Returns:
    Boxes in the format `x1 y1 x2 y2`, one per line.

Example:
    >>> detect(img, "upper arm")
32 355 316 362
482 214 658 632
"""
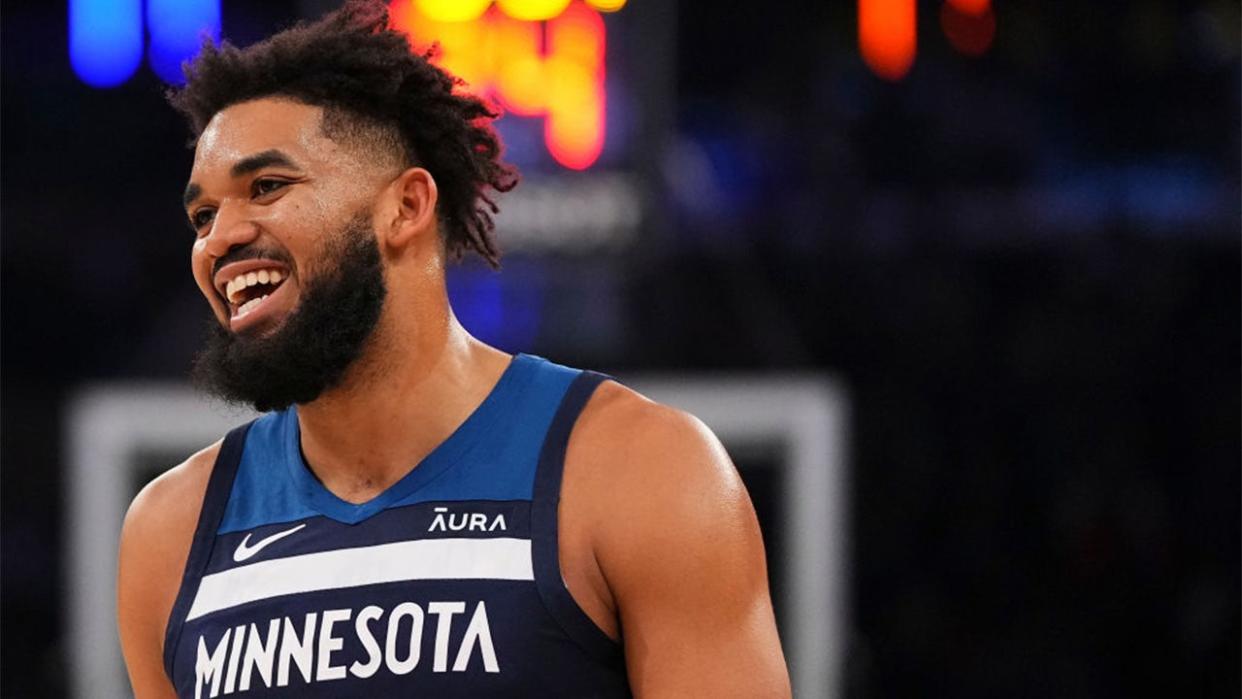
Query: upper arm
573 387 791 698
117 443 218 699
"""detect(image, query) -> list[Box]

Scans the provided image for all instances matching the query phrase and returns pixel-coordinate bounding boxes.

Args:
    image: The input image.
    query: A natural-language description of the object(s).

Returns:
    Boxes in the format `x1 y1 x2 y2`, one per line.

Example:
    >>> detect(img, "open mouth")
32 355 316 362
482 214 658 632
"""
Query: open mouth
224 267 287 320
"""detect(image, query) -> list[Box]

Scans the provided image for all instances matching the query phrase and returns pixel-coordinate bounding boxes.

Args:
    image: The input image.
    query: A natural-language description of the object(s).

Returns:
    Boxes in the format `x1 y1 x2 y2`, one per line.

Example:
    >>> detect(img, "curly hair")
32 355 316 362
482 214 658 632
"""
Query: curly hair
168 0 517 268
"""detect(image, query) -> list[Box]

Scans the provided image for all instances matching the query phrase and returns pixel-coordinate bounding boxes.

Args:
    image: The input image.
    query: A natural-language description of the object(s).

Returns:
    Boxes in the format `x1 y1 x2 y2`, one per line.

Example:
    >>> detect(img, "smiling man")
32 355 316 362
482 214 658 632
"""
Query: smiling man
116 2 789 697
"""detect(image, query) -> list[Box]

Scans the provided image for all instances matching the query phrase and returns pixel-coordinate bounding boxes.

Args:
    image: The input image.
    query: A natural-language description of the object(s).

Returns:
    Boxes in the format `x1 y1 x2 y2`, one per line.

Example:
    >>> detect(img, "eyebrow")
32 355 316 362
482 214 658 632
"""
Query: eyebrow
182 149 303 210
182 183 202 210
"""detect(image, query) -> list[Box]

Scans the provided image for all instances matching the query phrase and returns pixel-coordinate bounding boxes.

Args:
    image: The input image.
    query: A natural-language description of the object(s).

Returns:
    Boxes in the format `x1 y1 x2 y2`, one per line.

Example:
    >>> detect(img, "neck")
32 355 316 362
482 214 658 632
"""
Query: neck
294 306 511 504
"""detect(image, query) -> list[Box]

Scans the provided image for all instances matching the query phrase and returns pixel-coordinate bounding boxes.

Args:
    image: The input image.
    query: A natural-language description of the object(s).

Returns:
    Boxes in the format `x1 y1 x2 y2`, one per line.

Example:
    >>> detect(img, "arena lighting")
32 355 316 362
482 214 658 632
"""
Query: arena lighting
147 0 222 83
69 0 220 87
583 0 627 11
496 0 572 22
416 0 493 22
858 0 996 81
415 0 626 22
69 0 143 87
858 0 917 81
940 0 996 57
946 0 990 15
390 0 613 170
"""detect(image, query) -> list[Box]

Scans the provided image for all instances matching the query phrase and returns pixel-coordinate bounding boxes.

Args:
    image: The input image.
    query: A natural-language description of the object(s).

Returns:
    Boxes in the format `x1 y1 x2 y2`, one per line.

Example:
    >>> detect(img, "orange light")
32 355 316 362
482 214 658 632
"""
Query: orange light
941 1 995 57
859 0 917 81
492 12 545 115
389 0 608 170
544 2 605 169
945 0 990 17
585 0 626 11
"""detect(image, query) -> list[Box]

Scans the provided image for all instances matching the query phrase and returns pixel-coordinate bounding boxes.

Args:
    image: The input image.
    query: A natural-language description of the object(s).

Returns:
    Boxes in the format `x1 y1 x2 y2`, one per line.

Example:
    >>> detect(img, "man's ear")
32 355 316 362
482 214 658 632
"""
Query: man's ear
382 167 438 251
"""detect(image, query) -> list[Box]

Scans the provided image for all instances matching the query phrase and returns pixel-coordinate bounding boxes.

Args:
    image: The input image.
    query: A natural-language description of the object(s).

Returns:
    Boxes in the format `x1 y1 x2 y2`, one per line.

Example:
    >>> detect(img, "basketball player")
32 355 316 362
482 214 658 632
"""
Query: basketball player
117 2 790 696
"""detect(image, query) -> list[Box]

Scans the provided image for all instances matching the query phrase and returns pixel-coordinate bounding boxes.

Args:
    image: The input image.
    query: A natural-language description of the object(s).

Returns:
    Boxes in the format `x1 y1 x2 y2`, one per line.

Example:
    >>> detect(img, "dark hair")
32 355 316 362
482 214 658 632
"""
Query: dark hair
168 0 517 268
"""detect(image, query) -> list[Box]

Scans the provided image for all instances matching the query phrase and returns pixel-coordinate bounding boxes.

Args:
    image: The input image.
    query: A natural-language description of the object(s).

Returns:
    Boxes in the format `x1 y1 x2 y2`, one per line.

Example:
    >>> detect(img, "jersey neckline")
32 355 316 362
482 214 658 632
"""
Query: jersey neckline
281 353 541 524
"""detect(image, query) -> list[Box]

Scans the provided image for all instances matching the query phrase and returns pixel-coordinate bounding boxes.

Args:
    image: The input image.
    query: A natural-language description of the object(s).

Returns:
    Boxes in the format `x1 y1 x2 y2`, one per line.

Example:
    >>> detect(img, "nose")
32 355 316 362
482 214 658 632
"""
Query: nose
198 201 260 260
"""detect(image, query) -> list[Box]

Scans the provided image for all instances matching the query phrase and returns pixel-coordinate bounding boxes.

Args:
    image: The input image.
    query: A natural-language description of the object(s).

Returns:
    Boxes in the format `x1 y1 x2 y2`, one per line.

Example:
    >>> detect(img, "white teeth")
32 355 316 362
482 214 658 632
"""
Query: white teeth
222 267 286 303
234 294 270 318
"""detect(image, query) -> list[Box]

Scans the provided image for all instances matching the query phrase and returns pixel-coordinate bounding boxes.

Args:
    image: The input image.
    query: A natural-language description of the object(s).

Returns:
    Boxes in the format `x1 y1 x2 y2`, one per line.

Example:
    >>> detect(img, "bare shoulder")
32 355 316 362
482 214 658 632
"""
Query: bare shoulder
566 380 790 696
568 379 748 523
566 378 757 579
121 440 220 558
117 441 222 698
560 379 748 617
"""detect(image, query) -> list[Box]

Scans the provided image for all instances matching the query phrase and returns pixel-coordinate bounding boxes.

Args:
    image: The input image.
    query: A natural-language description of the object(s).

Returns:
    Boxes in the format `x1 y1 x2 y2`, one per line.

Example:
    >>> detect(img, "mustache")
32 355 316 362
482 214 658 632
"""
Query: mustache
212 246 294 279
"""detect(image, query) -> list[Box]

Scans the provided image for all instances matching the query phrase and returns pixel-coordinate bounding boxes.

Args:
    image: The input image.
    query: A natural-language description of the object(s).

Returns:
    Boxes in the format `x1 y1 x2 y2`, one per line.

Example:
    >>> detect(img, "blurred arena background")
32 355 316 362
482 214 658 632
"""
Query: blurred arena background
2 1 1239 697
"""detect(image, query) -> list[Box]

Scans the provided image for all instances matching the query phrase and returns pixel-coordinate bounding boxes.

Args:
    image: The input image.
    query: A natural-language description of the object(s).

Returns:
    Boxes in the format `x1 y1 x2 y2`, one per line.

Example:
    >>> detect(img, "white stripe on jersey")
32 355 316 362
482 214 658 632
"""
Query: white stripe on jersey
187 537 533 620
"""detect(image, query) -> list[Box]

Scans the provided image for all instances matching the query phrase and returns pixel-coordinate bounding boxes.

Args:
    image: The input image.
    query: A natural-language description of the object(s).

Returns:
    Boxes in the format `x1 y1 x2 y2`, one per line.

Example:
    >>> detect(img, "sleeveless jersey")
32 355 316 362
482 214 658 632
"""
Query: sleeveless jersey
163 354 631 698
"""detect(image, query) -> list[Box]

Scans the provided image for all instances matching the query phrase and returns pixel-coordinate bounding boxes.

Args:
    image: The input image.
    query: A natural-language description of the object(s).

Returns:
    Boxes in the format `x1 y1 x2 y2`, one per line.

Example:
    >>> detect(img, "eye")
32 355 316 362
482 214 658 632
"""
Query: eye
252 178 289 197
190 208 215 231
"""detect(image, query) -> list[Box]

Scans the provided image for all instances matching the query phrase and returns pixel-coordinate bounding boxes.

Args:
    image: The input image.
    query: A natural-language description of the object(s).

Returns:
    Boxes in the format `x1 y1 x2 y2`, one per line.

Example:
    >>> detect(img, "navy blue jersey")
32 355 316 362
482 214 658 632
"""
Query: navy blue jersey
163 355 630 698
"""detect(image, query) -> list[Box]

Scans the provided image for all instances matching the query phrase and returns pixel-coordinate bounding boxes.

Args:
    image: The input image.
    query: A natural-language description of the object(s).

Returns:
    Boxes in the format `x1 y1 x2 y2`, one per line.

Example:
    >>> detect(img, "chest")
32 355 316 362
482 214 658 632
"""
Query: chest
168 500 596 697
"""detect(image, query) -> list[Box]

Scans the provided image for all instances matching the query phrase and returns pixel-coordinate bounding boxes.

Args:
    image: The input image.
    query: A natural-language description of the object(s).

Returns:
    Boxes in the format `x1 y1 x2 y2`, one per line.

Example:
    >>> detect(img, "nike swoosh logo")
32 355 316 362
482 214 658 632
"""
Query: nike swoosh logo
233 523 307 563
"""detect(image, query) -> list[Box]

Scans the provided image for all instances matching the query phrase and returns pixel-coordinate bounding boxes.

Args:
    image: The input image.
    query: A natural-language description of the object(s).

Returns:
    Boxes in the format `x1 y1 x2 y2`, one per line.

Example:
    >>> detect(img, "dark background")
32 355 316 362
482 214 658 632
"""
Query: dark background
2 1 1238 697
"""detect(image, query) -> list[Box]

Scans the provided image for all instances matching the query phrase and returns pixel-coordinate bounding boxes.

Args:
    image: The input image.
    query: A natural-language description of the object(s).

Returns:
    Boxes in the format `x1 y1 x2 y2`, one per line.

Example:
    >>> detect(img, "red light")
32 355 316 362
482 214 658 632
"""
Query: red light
945 0 990 16
940 1 995 57
859 0 917 81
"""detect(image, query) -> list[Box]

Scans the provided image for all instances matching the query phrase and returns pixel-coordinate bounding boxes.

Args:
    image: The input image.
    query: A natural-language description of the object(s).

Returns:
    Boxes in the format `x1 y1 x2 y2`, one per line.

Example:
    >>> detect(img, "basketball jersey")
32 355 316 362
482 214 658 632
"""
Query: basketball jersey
163 354 631 698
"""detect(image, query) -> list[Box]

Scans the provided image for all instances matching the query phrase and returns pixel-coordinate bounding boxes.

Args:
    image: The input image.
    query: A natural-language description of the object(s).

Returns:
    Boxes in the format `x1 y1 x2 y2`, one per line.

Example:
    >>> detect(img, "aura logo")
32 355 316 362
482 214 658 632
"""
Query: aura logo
70 0 220 88
388 0 628 170
859 0 997 81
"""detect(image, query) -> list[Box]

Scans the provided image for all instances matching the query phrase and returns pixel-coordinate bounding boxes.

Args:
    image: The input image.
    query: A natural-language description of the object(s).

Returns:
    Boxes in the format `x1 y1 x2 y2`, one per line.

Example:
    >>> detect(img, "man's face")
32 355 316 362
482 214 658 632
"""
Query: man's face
185 98 393 336
183 98 396 410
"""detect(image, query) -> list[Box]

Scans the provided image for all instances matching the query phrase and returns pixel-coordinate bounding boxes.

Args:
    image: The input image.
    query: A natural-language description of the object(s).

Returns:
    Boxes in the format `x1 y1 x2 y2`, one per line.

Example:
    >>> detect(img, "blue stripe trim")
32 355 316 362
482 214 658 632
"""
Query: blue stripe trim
530 371 628 669
162 421 252 682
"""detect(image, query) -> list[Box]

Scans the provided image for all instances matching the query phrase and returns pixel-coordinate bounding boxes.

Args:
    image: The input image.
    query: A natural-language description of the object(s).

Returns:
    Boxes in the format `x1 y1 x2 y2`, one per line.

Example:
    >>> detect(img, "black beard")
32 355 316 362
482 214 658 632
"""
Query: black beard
191 214 387 412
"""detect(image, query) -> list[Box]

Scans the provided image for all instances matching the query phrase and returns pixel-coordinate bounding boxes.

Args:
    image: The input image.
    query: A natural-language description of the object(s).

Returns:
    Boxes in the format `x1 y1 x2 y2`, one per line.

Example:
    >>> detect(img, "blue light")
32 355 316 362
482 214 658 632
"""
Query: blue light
147 0 220 84
70 0 143 88
447 263 543 351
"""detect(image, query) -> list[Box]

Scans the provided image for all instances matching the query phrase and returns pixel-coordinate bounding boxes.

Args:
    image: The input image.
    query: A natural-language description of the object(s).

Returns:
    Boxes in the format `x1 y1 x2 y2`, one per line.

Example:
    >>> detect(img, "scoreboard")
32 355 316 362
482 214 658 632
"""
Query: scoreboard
390 0 628 171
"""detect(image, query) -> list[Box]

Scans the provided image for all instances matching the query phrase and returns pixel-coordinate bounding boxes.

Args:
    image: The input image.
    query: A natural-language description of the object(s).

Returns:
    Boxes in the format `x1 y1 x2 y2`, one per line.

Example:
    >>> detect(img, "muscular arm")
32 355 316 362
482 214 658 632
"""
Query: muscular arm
568 385 791 698
117 443 219 699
